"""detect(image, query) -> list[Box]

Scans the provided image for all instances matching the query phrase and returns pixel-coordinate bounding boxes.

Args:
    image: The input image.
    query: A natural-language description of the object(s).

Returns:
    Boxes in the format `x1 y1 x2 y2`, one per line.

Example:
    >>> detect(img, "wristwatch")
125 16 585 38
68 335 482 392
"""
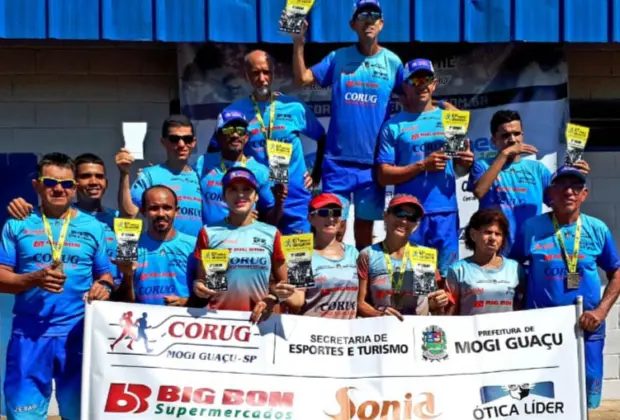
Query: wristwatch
98 281 113 294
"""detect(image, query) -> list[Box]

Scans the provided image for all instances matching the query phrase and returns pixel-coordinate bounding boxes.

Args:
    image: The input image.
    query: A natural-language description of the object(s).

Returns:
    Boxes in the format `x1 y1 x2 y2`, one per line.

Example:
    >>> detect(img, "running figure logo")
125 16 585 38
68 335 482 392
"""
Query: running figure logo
110 311 153 353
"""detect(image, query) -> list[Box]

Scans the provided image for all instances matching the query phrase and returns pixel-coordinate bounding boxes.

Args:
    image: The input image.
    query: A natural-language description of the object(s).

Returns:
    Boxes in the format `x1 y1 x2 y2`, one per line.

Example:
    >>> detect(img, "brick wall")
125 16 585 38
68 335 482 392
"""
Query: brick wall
568 44 620 399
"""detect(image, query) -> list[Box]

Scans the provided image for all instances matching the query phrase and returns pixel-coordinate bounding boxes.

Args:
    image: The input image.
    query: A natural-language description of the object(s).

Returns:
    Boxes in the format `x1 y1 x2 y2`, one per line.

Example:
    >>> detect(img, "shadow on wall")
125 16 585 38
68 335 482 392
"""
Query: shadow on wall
0 153 38 416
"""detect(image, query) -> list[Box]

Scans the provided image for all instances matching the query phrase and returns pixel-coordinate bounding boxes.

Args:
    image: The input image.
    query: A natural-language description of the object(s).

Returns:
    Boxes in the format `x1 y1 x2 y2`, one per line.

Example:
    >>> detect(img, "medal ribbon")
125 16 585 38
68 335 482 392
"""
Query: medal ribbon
220 155 247 173
42 210 72 263
251 93 276 140
552 215 582 274
382 242 412 299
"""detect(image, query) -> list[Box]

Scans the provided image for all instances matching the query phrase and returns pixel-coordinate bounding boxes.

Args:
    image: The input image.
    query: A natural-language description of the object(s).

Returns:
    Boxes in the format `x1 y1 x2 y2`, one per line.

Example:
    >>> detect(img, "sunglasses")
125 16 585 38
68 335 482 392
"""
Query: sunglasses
356 11 382 22
551 181 585 193
220 126 247 136
38 177 76 189
167 134 195 144
311 208 342 218
406 76 435 88
389 209 420 223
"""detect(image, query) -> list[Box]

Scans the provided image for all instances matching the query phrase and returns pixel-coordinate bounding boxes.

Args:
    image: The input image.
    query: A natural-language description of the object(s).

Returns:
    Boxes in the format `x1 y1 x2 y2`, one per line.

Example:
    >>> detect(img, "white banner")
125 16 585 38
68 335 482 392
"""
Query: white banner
178 44 568 252
83 301 585 420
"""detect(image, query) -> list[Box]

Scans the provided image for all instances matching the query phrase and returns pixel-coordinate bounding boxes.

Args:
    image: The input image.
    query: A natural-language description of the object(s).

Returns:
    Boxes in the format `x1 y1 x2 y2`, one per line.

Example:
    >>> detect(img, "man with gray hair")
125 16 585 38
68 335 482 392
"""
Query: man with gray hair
209 49 326 234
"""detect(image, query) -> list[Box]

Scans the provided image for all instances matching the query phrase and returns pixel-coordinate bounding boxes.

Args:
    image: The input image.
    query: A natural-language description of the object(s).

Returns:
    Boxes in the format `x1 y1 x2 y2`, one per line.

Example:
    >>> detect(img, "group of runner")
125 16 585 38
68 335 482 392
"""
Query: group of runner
0 0 619 418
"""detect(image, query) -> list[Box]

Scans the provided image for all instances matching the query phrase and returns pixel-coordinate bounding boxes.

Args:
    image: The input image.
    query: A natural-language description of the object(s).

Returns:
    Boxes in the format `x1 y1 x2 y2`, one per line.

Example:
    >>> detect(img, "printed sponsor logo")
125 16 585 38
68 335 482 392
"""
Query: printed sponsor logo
344 92 378 105
421 326 448 362
475 381 564 418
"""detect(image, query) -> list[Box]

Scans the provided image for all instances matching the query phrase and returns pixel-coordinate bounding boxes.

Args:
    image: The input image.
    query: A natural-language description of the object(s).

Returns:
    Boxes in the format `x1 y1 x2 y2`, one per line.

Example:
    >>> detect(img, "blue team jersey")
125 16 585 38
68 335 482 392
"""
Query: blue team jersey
512 213 620 339
210 94 325 206
131 164 203 237
193 153 275 225
132 231 196 305
311 45 402 164
0 210 111 336
302 245 359 319
468 158 552 252
79 206 119 258
446 257 524 315
376 108 457 213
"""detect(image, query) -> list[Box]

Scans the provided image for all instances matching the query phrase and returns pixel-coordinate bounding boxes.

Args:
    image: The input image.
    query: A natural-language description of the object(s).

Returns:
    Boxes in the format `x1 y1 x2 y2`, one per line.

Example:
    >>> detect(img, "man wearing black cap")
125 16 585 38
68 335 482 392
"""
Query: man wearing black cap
512 166 620 410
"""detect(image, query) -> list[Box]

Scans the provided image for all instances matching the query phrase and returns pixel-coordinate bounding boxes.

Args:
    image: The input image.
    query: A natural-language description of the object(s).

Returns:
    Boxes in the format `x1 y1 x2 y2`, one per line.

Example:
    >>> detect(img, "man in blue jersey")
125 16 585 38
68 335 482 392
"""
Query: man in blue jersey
0 153 114 420
195 110 283 226
209 49 325 234
512 166 620 409
113 185 195 308
376 58 474 279
468 110 590 254
291 0 455 248
7 153 119 256
116 114 203 237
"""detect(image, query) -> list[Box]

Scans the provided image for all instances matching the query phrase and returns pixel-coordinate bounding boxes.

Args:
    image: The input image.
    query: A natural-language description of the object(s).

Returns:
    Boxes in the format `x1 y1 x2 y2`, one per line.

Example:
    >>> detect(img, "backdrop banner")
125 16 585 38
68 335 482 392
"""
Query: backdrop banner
178 43 568 253
83 301 585 419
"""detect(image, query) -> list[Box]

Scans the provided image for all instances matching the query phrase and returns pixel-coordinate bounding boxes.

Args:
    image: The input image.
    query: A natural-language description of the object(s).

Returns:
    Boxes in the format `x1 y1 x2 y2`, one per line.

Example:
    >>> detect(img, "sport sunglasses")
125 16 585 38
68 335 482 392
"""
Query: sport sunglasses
406 76 435 88
389 209 420 223
38 177 76 189
166 134 196 144
311 208 343 218
220 126 248 136
356 11 382 22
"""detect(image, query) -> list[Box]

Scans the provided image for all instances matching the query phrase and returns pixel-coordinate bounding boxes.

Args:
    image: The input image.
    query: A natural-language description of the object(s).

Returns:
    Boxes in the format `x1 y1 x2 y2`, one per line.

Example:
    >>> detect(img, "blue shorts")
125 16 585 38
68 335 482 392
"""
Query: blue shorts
279 203 311 235
322 158 385 221
585 338 604 409
4 332 83 420
409 211 459 278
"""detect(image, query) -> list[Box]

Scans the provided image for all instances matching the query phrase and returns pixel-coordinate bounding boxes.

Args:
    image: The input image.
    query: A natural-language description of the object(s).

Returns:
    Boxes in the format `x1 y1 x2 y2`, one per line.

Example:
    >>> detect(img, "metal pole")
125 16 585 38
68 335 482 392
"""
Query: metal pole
576 296 589 420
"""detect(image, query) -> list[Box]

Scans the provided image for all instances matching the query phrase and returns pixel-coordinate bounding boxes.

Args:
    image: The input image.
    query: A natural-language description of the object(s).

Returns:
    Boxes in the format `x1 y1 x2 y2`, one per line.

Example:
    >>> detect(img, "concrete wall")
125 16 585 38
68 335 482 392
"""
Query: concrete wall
1 41 620 418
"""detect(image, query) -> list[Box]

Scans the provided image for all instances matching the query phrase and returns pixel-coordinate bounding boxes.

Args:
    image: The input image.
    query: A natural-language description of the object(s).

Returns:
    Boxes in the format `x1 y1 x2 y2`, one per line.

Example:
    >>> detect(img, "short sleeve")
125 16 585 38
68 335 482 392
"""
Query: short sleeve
310 51 336 88
130 171 151 208
375 123 396 165
271 230 286 264
467 160 486 192
93 227 112 278
541 165 553 207
357 250 370 282
301 103 326 140
0 221 18 267
257 178 275 213
597 227 620 272
193 227 209 260
445 267 460 305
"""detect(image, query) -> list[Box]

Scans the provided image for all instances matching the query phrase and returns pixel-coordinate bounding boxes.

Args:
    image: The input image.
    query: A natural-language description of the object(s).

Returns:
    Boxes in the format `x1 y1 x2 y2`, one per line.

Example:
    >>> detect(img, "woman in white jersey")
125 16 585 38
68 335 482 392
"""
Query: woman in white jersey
445 208 524 315
357 194 449 319
191 167 303 322
297 194 359 319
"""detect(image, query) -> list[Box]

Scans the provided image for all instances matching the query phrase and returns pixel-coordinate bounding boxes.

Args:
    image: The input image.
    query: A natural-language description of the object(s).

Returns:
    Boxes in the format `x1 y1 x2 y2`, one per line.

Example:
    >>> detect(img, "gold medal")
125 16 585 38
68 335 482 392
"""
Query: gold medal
55 261 64 274
567 272 580 290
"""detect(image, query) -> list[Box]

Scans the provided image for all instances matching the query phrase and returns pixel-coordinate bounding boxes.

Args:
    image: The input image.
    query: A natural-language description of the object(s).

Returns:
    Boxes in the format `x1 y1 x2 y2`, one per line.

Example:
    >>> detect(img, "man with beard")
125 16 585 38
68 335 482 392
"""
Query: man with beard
6 153 118 256
209 49 325 234
116 115 203 237
113 185 195 306
290 0 455 249
376 59 474 280
0 153 113 420
195 110 283 226
512 166 620 409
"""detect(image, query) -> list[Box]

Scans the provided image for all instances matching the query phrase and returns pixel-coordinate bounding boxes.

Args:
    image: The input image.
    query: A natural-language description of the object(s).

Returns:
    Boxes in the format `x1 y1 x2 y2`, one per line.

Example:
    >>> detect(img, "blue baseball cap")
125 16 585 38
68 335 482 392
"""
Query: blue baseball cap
550 165 587 184
216 110 248 130
403 58 435 80
222 167 258 190
352 0 382 17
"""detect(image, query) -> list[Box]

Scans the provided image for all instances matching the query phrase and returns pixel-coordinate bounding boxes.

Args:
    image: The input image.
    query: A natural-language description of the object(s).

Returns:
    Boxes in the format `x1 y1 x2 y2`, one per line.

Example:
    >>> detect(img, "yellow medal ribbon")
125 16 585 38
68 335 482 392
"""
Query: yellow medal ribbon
382 242 412 301
42 209 72 264
552 215 582 275
251 93 276 140
220 155 247 173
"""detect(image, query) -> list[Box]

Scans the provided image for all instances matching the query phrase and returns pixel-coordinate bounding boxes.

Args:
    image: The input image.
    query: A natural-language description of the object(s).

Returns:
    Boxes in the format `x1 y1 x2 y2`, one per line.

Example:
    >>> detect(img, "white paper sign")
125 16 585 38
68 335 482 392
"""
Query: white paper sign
82 301 586 420
122 122 147 160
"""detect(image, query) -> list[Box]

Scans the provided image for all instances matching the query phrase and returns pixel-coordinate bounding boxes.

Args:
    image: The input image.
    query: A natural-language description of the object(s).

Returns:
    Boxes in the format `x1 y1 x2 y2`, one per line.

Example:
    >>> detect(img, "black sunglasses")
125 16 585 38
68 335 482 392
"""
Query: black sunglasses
311 208 342 218
167 134 195 144
356 11 382 22
389 208 420 223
